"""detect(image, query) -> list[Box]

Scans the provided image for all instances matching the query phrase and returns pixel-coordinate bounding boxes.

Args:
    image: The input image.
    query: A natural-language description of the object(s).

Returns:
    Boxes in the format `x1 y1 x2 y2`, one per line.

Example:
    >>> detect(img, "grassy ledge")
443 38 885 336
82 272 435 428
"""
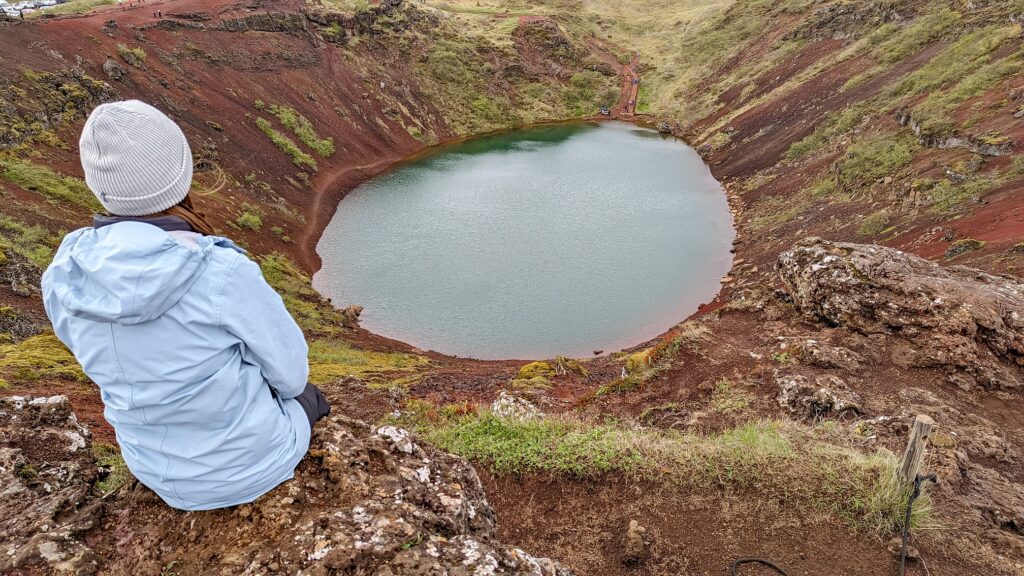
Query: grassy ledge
394 404 936 536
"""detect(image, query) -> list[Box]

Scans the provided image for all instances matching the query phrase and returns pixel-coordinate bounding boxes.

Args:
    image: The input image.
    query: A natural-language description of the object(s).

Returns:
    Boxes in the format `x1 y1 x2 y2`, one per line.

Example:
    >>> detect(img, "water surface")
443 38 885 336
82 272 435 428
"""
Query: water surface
314 122 734 359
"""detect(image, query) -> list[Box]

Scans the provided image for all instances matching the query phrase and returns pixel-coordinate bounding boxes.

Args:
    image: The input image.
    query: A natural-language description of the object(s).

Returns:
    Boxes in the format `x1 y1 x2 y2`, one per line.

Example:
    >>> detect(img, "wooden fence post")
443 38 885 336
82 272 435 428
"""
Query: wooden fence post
899 414 935 483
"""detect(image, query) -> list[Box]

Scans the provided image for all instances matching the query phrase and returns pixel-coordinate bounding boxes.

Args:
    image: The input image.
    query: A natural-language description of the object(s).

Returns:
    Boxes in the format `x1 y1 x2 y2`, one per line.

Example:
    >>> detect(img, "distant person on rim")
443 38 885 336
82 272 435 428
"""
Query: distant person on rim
42 100 330 511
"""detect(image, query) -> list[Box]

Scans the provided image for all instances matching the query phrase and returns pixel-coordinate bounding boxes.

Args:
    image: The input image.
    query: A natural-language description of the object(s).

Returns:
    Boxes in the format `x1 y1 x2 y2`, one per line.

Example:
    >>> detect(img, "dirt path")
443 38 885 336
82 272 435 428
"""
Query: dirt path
584 37 641 117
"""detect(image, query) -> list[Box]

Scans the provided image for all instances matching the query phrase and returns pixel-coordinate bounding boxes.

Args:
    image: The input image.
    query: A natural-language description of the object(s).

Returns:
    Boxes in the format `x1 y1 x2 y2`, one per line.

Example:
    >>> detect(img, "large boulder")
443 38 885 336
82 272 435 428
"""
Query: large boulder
778 238 1024 390
1 396 571 576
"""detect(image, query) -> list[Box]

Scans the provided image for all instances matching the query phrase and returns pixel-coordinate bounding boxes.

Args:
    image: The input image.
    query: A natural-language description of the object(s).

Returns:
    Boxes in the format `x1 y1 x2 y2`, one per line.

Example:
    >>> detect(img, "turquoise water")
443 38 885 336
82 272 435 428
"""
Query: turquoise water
313 122 734 359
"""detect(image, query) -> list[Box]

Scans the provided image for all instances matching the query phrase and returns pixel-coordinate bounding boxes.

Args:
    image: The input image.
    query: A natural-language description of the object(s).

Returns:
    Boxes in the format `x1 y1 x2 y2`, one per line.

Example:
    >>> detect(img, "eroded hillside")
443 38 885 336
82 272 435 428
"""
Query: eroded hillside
2 0 1024 575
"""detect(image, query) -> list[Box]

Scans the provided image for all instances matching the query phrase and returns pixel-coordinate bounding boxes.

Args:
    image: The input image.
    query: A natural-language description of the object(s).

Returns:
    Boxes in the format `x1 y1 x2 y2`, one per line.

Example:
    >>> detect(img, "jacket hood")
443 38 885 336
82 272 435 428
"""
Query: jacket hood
44 221 236 325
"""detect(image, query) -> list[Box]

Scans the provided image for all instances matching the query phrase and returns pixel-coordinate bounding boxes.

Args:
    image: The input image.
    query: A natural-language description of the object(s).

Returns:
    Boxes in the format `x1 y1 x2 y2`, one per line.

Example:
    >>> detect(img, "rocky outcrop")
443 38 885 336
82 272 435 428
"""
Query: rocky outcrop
778 238 1024 390
2 396 570 576
896 109 1015 157
0 396 102 576
775 373 863 420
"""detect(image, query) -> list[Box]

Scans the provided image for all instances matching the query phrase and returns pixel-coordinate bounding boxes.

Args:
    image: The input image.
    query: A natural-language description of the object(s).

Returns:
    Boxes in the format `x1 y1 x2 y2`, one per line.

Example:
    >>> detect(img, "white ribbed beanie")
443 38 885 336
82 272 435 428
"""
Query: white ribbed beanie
79 100 193 216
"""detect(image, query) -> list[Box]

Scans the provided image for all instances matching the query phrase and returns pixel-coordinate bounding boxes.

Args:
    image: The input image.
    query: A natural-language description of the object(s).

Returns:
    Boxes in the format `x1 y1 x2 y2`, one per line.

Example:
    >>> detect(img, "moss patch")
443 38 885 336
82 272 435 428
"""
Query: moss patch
0 333 87 383
945 238 985 258
308 339 429 387
0 158 101 211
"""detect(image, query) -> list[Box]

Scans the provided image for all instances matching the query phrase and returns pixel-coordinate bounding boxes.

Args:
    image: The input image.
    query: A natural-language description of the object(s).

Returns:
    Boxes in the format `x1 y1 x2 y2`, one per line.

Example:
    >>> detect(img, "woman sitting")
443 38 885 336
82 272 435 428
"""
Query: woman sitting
42 100 330 511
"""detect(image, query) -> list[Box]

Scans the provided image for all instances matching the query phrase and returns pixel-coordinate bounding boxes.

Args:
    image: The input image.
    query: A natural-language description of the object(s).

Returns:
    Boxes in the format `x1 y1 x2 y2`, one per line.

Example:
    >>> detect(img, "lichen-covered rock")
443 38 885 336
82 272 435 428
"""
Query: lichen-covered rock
492 391 540 421
776 373 863 420
793 339 864 370
778 238 1024 390
98 413 569 575
0 395 102 576
2 397 569 575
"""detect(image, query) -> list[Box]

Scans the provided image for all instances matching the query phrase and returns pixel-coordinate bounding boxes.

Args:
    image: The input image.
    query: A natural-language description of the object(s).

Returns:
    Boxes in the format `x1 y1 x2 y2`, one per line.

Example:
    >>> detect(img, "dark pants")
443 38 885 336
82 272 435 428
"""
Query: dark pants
294 383 331 431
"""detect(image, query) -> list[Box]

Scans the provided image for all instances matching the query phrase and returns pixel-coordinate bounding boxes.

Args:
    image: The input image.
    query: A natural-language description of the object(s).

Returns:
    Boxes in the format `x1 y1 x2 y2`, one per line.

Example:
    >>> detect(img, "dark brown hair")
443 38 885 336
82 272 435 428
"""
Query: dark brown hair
160 195 218 236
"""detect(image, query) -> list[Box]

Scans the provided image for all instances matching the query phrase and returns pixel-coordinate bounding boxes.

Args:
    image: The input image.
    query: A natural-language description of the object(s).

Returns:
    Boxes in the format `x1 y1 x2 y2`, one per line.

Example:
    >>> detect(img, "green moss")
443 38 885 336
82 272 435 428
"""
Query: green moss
0 333 87 383
945 238 985 258
116 44 147 69
307 339 429 386
0 158 101 210
255 117 317 172
517 361 555 380
0 216 60 270
266 104 335 157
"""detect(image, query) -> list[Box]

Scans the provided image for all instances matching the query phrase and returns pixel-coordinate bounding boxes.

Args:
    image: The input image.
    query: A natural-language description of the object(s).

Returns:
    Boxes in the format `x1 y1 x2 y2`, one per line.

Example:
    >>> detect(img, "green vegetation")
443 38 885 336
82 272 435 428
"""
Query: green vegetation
749 196 808 230
259 253 342 334
116 44 147 69
597 324 707 396
945 238 985 258
93 443 132 496
858 210 891 237
234 203 263 231
564 71 615 115
27 0 115 16
0 216 59 270
836 134 918 188
868 9 961 66
517 361 555 380
255 118 318 172
785 103 870 160
910 44 1024 136
709 378 751 413
308 339 429 387
266 104 336 157
395 405 934 535
0 333 87 383
890 24 1021 103
0 158 101 210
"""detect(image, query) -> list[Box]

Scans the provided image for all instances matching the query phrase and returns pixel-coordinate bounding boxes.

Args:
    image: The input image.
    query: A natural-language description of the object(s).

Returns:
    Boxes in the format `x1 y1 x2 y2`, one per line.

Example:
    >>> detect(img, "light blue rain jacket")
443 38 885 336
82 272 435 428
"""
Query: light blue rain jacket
42 221 311 511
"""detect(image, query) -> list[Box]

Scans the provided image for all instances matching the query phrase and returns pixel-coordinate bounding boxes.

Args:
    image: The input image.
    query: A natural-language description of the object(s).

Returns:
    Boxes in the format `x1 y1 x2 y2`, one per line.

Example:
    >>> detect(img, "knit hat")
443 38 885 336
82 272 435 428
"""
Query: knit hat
79 100 193 216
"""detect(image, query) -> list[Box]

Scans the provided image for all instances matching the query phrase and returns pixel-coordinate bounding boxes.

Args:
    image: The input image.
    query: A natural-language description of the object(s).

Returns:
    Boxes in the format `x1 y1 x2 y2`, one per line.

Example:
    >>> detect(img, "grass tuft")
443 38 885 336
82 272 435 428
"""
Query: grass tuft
394 405 936 536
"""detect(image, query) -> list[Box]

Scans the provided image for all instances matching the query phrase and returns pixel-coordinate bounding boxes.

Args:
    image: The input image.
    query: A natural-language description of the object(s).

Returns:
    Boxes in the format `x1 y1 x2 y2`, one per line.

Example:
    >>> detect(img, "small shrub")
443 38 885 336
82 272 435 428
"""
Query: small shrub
115 44 147 69
235 204 262 231
858 210 890 236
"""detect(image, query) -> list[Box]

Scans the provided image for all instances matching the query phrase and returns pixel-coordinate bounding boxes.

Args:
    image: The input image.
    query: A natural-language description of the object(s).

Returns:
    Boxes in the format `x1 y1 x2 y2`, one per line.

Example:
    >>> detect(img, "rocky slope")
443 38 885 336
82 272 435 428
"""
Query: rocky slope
1 394 571 575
